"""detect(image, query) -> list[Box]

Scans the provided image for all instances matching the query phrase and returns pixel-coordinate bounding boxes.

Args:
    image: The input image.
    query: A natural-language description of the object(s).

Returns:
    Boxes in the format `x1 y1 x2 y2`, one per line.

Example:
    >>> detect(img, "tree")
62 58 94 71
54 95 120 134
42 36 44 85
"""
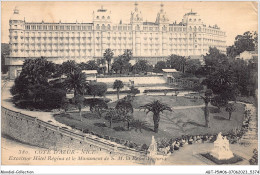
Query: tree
121 49 133 62
88 82 107 98
154 61 166 73
201 89 212 128
103 48 114 74
112 56 132 74
211 95 228 111
90 99 108 118
116 99 134 130
225 103 236 120
205 67 236 101
10 57 57 108
193 84 204 96
79 60 98 70
113 80 124 100
64 71 88 97
227 31 257 58
186 59 201 75
61 60 80 76
140 100 172 133
73 94 85 121
105 108 119 128
204 47 229 73
133 60 150 74
166 54 186 73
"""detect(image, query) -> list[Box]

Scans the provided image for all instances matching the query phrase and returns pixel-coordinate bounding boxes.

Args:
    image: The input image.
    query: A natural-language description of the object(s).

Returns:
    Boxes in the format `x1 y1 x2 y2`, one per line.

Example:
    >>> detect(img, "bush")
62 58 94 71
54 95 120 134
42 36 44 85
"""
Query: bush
88 82 107 97
249 149 258 165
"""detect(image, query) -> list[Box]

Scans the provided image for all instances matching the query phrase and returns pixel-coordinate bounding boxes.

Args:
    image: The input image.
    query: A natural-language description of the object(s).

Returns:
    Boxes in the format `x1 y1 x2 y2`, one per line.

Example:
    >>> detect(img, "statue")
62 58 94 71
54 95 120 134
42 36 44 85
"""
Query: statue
148 136 157 157
210 132 234 160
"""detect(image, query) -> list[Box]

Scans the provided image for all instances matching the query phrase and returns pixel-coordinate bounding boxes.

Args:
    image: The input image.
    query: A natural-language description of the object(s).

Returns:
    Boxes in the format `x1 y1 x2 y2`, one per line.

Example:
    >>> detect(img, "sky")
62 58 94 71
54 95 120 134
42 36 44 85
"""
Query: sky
1 1 258 46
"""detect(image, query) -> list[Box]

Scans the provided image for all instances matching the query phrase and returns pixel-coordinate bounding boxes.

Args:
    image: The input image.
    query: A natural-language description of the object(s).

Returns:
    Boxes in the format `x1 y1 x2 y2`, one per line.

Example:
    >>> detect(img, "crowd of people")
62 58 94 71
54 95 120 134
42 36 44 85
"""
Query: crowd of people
155 108 253 155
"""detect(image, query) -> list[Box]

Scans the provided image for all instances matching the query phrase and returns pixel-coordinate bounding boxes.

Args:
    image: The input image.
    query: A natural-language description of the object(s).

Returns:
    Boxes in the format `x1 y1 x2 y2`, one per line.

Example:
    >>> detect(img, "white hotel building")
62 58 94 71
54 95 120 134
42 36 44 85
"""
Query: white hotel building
7 3 226 79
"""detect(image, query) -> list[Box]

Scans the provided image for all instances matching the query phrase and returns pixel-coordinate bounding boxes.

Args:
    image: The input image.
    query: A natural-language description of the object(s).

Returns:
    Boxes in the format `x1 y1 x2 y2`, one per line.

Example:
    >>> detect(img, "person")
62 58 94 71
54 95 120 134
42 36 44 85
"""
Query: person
174 141 180 150
188 136 193 144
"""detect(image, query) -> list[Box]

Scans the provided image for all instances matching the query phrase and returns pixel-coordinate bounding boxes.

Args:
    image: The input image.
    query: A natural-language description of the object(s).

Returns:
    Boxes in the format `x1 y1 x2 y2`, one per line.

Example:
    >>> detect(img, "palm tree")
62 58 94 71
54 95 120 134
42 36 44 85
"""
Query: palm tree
74 94 85 121
140 100 172 133
225 103 236 120
113 80 124 100
61 60 80 76
201 89 213 127
64 71 88 97
103 49 114 74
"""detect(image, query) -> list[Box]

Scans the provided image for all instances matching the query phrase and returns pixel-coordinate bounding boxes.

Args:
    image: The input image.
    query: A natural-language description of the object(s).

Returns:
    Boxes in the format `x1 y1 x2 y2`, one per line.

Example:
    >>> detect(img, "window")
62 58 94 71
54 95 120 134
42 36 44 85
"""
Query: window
102 16 105 19
96 16 99 19
107 16 110 20
96 24 100 30
107 24 111 30
101 24 106 30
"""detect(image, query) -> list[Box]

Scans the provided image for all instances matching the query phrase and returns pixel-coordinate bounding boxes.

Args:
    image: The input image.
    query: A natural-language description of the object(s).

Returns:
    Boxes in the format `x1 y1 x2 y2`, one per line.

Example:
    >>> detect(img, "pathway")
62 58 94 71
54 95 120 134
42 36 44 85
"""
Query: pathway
239 103 258 146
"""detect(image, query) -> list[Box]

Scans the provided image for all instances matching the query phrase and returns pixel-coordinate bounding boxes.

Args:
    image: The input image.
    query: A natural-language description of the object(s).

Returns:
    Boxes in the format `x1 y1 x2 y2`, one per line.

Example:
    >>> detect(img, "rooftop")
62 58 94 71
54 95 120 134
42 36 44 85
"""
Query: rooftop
162 69 178 73
82 70 98 74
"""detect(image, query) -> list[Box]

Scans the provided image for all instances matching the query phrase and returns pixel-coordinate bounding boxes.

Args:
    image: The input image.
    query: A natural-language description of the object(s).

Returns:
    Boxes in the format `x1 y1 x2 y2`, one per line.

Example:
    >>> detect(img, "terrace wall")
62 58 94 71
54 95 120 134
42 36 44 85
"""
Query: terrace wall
97 76 166 86
1 106 148 164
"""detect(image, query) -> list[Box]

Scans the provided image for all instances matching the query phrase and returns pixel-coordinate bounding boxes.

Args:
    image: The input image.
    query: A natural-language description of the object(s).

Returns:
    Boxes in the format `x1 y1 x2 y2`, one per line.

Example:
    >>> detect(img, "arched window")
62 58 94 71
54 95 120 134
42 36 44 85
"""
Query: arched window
189 26 192 31
198 26 201 31
107 24 111 30
96 24 100 30
102 16 105 19
96 16 99 19
101 24 106 30
107 16 110 20
194 26 197 32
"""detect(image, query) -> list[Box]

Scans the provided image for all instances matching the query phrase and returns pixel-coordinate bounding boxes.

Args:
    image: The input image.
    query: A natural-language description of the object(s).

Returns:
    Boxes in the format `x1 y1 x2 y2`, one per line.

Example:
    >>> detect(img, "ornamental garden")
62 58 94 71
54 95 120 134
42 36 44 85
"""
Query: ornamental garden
8 31 258 164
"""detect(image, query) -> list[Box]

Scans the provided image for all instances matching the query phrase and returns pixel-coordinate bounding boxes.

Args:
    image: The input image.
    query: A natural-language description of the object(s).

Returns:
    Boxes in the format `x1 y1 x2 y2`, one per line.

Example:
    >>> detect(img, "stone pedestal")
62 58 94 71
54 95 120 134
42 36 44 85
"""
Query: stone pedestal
210 132 234 160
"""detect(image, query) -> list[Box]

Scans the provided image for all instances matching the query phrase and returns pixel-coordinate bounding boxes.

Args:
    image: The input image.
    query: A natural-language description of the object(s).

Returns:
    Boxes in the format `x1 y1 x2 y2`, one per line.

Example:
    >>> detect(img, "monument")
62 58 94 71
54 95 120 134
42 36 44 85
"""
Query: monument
148 136 157 157
210 132 234 160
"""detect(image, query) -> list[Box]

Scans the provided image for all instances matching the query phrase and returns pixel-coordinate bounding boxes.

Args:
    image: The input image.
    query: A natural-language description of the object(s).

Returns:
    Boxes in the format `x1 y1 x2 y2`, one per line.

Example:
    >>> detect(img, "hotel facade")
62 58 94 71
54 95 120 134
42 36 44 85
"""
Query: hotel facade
7 3 226 79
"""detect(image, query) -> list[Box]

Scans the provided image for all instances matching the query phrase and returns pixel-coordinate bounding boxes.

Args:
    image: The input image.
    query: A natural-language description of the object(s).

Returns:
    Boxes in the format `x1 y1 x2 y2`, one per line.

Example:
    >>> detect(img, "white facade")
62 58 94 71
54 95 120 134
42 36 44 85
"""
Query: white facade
7 3 226 79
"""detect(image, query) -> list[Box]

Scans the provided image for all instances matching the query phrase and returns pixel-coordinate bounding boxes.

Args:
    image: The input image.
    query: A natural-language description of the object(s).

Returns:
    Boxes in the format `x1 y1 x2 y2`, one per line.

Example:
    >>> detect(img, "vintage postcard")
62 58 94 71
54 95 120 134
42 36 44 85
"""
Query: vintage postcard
1 0 259 173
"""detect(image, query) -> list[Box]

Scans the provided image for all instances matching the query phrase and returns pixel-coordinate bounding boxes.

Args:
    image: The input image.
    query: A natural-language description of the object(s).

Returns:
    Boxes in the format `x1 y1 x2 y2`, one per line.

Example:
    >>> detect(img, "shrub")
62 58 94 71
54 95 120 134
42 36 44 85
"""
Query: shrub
141 144 149 151
83 129 89 133
88 82 107 98
249 149 258 165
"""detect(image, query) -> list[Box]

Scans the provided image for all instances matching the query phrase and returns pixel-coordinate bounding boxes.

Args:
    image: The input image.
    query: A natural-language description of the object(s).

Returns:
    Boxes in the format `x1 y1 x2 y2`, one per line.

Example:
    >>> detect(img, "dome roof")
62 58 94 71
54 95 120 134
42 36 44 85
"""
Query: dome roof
155 3 169 24
10 7 24 21
130 2 143 23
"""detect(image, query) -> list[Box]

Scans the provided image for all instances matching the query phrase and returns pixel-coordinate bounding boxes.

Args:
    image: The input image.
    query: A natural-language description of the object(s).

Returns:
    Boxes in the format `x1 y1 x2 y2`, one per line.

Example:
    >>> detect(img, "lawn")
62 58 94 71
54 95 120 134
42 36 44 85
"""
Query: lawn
108 95 204 108
54 95 245 146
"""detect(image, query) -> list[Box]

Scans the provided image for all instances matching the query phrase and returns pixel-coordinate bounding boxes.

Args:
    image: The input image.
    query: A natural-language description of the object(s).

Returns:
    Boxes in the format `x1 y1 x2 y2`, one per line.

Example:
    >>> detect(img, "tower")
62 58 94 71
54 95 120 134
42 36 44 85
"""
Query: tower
130 2 143 56
182 10 203 56
9 7 25 58
8 7 25 79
